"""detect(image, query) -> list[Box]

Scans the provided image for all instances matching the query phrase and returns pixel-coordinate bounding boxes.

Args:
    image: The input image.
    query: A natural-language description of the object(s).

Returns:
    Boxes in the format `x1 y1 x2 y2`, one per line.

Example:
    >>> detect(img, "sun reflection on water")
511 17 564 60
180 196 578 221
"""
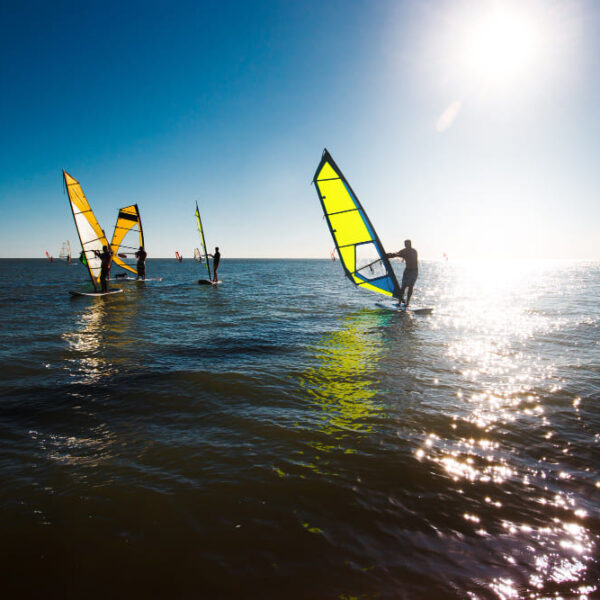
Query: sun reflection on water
418 261 598 598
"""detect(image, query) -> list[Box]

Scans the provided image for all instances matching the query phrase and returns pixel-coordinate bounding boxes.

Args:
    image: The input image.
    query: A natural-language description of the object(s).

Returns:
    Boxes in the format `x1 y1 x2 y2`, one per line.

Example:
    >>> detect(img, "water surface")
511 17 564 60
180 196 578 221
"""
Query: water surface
0 258 598 598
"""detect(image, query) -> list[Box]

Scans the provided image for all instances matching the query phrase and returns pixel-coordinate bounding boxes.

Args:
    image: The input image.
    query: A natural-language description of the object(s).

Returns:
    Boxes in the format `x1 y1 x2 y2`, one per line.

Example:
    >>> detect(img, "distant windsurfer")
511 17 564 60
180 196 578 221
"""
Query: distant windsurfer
208 247 220 283
135 245 147 280
387 239 418 308
94 245 113 292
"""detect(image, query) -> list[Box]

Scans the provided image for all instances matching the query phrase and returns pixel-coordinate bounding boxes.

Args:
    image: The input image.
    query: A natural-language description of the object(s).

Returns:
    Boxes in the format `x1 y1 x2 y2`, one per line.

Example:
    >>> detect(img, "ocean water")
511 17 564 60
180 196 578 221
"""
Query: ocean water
0 258 598 599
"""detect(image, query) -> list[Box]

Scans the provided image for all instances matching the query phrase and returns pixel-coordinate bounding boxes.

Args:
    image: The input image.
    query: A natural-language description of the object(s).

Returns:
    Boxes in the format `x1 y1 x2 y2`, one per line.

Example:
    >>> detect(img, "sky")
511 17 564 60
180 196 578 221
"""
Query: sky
1 0 599 259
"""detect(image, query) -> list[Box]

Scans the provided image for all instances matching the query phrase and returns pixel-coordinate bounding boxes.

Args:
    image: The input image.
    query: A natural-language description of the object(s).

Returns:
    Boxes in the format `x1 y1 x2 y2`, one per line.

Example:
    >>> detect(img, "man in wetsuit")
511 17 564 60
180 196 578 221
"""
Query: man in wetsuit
209 247 220 283
93 245 113 292
386 239 418 308
135 245 147 281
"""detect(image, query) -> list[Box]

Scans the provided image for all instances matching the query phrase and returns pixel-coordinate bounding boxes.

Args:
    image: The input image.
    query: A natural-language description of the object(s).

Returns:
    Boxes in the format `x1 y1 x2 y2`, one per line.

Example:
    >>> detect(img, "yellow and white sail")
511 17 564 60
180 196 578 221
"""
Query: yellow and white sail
110 204 144 275
63 170 109 290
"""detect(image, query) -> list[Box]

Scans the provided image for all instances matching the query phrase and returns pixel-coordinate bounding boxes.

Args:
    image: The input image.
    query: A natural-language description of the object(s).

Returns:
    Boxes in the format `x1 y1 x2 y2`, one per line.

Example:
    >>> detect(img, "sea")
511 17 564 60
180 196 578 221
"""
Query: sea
0 258 598 599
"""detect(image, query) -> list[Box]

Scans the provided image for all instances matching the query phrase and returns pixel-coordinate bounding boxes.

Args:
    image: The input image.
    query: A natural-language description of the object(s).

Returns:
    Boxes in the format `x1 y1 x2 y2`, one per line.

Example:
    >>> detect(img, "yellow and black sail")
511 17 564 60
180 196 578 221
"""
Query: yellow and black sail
110 204 144 275
63 170 109 291
312 149 401 299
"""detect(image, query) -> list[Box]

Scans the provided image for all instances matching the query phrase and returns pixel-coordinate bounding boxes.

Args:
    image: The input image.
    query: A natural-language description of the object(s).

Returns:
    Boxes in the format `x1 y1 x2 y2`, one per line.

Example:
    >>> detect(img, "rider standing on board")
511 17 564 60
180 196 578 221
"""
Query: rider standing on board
135 246 147 281
387 239 418 308
94 245 113 292
208 247 221 283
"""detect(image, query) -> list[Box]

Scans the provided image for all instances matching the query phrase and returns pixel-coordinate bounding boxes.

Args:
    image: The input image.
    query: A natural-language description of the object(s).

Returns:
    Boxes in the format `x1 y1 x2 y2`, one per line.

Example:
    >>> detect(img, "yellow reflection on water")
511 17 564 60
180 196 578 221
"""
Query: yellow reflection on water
284 310 395 479
299 310 394 435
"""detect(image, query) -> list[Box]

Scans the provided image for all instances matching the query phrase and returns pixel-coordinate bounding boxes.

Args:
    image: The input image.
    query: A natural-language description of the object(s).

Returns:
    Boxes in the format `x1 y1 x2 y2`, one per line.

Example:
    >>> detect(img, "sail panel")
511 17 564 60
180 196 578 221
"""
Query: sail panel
312 150 400 299
110 204 143 275
64 171 108 289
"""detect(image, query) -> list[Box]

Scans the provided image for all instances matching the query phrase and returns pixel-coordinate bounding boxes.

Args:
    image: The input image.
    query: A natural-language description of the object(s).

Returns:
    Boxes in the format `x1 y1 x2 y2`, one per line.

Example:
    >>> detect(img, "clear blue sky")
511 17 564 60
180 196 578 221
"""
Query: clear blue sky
1 0 599 259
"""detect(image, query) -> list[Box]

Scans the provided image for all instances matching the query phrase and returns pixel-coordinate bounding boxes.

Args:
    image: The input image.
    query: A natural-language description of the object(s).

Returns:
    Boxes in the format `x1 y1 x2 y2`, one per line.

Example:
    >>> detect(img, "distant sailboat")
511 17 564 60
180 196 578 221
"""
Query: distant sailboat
58 241 71 264
63 170 122 296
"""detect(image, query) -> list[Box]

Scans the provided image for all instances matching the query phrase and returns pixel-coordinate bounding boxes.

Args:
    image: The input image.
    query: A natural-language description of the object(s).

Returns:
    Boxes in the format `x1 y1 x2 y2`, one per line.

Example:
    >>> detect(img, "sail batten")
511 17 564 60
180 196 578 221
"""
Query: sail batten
312 149 400 300
110 204 144 275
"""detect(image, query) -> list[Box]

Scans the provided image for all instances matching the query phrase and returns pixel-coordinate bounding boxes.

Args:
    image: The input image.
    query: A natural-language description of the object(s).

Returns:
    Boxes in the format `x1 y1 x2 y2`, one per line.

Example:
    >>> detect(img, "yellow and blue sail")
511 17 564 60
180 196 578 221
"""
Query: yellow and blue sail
312 149 401 299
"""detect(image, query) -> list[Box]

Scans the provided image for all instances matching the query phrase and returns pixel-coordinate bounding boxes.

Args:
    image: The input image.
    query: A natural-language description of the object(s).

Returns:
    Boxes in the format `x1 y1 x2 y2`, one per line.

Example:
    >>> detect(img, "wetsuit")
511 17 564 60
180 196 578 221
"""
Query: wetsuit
135 248 147 280
212 251 220 282
95 249 113 292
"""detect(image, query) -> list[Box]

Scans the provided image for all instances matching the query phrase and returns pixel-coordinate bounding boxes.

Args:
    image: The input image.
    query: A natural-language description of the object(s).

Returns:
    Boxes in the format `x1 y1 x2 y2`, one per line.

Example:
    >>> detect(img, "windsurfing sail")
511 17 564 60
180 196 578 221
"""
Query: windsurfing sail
59 241 71 263
45 251 53 262
175 251 183 262
312 149 401 299
195 202 212 280
193 247 203 262
63 170 109 291
110 204 144 275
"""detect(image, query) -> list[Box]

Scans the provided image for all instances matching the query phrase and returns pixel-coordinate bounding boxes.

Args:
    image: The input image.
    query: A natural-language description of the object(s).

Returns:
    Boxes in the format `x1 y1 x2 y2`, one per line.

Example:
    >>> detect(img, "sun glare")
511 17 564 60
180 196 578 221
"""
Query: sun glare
460 5 542 87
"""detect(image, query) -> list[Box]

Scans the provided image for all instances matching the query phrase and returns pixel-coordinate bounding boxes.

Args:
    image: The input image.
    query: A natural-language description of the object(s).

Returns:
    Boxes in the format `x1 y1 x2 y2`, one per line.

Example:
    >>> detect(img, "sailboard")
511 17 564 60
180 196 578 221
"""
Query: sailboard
195 202 214 285
110 204 144 277
193 247 203 262
58 241 71 263
63 170 122 296
175 251 183 262
45 251 53 262
70 289 123 297
375 302 433 314
113 274 162 282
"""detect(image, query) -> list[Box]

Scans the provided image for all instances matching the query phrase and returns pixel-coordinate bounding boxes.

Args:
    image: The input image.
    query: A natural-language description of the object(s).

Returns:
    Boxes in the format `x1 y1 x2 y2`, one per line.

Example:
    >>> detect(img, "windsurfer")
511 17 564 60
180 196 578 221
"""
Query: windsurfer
94 245 113 292
387 239 418 308
208 247 220 283
135 246 147 280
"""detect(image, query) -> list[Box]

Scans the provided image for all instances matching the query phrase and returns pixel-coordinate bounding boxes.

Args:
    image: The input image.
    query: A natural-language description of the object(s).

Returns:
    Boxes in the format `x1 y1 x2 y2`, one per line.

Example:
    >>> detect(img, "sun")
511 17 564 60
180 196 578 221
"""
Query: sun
459 5 542 87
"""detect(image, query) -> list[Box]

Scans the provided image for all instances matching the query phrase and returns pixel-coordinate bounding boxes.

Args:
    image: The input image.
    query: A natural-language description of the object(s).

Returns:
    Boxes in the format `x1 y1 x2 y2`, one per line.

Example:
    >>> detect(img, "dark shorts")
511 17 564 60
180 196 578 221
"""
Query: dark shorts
402 268 418 287
137 263 145 277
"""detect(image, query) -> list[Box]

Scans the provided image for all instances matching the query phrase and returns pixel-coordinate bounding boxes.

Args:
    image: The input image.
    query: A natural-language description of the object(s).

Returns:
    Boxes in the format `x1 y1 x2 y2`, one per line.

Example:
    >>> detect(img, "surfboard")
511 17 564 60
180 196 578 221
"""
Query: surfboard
69 288 124 297
375 302 433 314
113 276 163 282
198 279 222 285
